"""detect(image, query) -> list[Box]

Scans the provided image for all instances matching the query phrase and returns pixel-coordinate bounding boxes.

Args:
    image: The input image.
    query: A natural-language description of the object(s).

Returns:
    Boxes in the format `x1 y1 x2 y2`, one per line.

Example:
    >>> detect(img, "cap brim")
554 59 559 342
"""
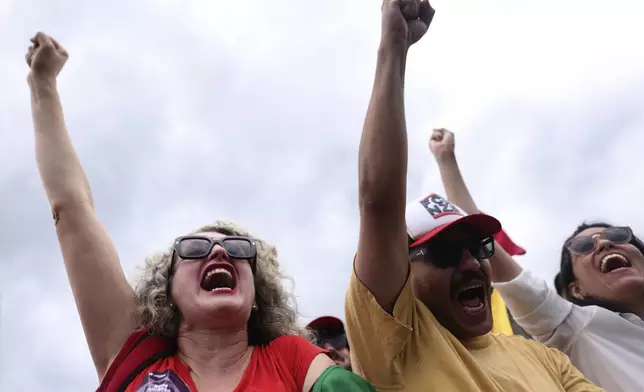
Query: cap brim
306 316 345 332
410 213 501 248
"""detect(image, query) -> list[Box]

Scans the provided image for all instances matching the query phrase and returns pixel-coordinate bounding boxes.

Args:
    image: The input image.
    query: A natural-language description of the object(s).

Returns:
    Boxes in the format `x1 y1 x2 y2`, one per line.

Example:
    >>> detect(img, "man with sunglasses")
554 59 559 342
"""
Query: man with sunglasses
307 316 352 371
347 1 601 390
347 191 601 391
429 128 644 391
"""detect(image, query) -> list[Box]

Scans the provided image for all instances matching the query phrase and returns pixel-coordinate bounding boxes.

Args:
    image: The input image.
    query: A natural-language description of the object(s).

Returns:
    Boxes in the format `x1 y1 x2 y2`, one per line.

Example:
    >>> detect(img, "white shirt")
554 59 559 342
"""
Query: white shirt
494 269 644 392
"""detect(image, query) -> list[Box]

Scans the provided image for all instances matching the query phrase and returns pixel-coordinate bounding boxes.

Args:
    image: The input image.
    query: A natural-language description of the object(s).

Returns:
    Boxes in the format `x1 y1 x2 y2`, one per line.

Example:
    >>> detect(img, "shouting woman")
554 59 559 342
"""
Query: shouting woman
26 32 374 392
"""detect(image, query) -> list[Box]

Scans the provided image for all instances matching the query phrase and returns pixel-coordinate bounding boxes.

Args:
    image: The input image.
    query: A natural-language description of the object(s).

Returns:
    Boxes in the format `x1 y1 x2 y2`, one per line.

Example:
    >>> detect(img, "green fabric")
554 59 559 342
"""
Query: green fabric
311 366 376 392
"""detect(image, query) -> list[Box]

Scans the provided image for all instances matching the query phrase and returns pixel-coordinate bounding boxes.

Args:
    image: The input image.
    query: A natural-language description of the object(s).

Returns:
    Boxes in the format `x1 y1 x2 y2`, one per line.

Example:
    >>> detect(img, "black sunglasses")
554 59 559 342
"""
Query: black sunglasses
409 236 495 269
172 235 257 270
316 333 348 350
566 226 632 255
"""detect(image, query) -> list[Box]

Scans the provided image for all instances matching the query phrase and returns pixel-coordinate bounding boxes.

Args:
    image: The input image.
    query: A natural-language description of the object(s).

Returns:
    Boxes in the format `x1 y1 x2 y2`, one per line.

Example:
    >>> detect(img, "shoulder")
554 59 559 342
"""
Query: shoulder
491 333 564 365
265 335 331 392
265 334 328 365
100 329 175 389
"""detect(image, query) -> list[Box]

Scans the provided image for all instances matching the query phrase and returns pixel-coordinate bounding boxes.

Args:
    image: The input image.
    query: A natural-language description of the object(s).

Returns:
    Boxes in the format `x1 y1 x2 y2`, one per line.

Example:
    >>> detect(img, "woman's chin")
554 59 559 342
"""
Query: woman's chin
193 295 250 321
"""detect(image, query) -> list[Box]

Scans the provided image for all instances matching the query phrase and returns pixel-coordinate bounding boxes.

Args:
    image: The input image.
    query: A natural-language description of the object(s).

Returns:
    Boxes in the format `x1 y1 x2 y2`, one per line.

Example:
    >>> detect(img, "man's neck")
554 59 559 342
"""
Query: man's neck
177 326 251 378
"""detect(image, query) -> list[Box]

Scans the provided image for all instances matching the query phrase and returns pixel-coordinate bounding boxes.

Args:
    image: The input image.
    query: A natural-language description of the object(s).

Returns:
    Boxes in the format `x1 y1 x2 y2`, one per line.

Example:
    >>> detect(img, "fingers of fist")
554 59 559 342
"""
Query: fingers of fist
429 128 455 154
401 0 434 25
26 32 68 77
431 128 447 142
400 0 419 18
431 128 454 142
388 0 434 43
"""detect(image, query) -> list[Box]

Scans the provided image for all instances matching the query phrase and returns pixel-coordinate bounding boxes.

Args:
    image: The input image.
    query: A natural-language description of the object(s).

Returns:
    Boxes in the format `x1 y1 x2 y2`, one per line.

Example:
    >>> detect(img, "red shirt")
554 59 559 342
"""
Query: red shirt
125 335 324 392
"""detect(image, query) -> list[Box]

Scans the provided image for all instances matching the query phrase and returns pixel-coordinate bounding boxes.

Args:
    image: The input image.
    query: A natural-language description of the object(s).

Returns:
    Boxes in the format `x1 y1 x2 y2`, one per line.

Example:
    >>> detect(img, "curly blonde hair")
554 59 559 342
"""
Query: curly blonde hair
133 220 308 345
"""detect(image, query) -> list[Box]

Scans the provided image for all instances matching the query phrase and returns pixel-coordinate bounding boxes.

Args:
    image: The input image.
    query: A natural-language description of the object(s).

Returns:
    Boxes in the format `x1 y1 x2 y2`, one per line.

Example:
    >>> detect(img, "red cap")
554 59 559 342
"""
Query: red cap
306 316 345 333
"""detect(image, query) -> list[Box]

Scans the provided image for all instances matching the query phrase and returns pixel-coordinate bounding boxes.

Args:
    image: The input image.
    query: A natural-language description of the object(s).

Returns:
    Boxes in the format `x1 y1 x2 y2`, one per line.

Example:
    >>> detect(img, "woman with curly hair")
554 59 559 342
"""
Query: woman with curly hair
26 32 374 392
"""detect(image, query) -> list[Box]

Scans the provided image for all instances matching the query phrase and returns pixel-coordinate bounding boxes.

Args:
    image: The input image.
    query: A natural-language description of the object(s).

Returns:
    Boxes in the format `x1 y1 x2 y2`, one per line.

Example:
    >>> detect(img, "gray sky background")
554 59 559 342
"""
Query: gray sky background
1 0 644 390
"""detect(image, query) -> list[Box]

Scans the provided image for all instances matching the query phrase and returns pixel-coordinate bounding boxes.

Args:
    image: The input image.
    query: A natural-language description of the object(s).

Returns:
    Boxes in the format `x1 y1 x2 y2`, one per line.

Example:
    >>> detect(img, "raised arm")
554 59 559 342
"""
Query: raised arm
429 128 521 282
27 32 135 379
355 0 434 313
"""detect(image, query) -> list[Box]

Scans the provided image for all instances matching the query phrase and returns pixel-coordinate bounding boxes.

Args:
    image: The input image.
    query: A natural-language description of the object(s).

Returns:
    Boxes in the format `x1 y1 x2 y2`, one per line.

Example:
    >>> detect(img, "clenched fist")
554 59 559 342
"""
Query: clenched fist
381 0 434 47
26 32 68 87
429 128 455 161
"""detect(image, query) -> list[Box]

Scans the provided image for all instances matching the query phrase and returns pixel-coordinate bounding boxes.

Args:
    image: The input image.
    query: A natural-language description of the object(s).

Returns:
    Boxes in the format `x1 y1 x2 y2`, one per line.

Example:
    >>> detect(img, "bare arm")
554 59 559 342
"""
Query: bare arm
302 354 335 392
356 43 410 313
27 33 135 379
356 0 434 313
430 128 521 282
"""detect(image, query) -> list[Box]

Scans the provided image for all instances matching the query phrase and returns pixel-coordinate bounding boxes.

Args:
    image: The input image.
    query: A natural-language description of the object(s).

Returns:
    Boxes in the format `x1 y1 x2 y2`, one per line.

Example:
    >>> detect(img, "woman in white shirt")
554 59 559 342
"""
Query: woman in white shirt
493 222 644 392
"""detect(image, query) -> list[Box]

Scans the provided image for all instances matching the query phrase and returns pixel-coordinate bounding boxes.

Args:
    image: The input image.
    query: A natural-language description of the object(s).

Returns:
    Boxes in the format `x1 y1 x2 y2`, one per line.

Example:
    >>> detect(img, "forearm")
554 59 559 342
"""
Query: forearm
494 268 580 345
435 153 478 214
30 79 94 213
358 43 408 211
435 153 522 281
489 245 523 282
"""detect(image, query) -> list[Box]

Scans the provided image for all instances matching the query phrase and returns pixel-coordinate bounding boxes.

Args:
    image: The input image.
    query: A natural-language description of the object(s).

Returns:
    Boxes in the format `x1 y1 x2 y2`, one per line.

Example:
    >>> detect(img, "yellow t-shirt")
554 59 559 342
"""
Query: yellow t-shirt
344 268 604 392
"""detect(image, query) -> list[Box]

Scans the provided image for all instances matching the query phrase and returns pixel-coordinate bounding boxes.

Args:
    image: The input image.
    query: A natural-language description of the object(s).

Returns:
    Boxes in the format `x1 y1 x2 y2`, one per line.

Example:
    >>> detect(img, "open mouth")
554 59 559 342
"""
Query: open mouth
600 253 631 273
200 263 237 292
455 282 487 314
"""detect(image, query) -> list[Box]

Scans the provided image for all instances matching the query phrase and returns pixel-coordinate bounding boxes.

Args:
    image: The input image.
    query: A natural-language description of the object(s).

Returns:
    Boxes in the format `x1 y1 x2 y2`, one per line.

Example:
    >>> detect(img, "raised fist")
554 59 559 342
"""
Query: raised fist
429 128 455 160
381 0 434 47
26 32 68 86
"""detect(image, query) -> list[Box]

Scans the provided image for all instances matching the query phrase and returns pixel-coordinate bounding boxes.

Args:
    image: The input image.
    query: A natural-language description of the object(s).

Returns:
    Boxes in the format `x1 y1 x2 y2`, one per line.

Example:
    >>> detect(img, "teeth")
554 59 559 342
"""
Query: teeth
463 302 485 313
459 283 483 293
600 253 631 273
202 267 234 290
205 268 232 280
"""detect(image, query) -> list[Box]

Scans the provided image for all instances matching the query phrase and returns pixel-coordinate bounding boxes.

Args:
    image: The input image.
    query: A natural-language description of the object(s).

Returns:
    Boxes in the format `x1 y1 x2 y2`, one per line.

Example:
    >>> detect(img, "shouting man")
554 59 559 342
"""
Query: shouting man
344 1 603 391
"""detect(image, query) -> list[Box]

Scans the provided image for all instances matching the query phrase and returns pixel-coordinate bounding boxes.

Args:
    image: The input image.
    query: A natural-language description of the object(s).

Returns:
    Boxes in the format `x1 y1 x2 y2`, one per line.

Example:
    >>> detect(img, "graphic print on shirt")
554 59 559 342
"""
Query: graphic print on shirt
134 370 191 392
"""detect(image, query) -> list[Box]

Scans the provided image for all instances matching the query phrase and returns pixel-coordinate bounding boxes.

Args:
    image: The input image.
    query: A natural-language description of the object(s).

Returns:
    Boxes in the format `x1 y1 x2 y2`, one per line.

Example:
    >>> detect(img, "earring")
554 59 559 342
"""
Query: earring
252 304 258 311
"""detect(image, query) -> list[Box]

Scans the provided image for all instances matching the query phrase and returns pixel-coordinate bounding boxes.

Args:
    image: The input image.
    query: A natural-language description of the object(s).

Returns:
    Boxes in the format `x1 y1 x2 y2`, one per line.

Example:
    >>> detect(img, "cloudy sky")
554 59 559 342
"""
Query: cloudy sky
1 0 644 390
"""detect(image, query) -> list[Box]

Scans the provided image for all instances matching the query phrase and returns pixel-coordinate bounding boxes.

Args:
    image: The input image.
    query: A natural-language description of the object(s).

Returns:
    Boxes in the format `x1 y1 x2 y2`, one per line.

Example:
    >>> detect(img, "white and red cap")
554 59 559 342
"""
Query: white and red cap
406 193 502 248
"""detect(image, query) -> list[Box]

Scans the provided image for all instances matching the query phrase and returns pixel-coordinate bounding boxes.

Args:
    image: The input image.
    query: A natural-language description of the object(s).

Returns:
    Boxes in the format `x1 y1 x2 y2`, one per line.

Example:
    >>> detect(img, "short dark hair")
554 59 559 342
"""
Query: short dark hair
553 272 565 297
559 221 644 312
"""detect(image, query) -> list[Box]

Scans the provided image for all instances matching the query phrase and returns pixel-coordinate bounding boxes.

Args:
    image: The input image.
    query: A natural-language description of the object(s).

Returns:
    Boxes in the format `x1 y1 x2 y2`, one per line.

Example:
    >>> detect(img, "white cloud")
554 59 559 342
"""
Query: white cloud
1 0 644 389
